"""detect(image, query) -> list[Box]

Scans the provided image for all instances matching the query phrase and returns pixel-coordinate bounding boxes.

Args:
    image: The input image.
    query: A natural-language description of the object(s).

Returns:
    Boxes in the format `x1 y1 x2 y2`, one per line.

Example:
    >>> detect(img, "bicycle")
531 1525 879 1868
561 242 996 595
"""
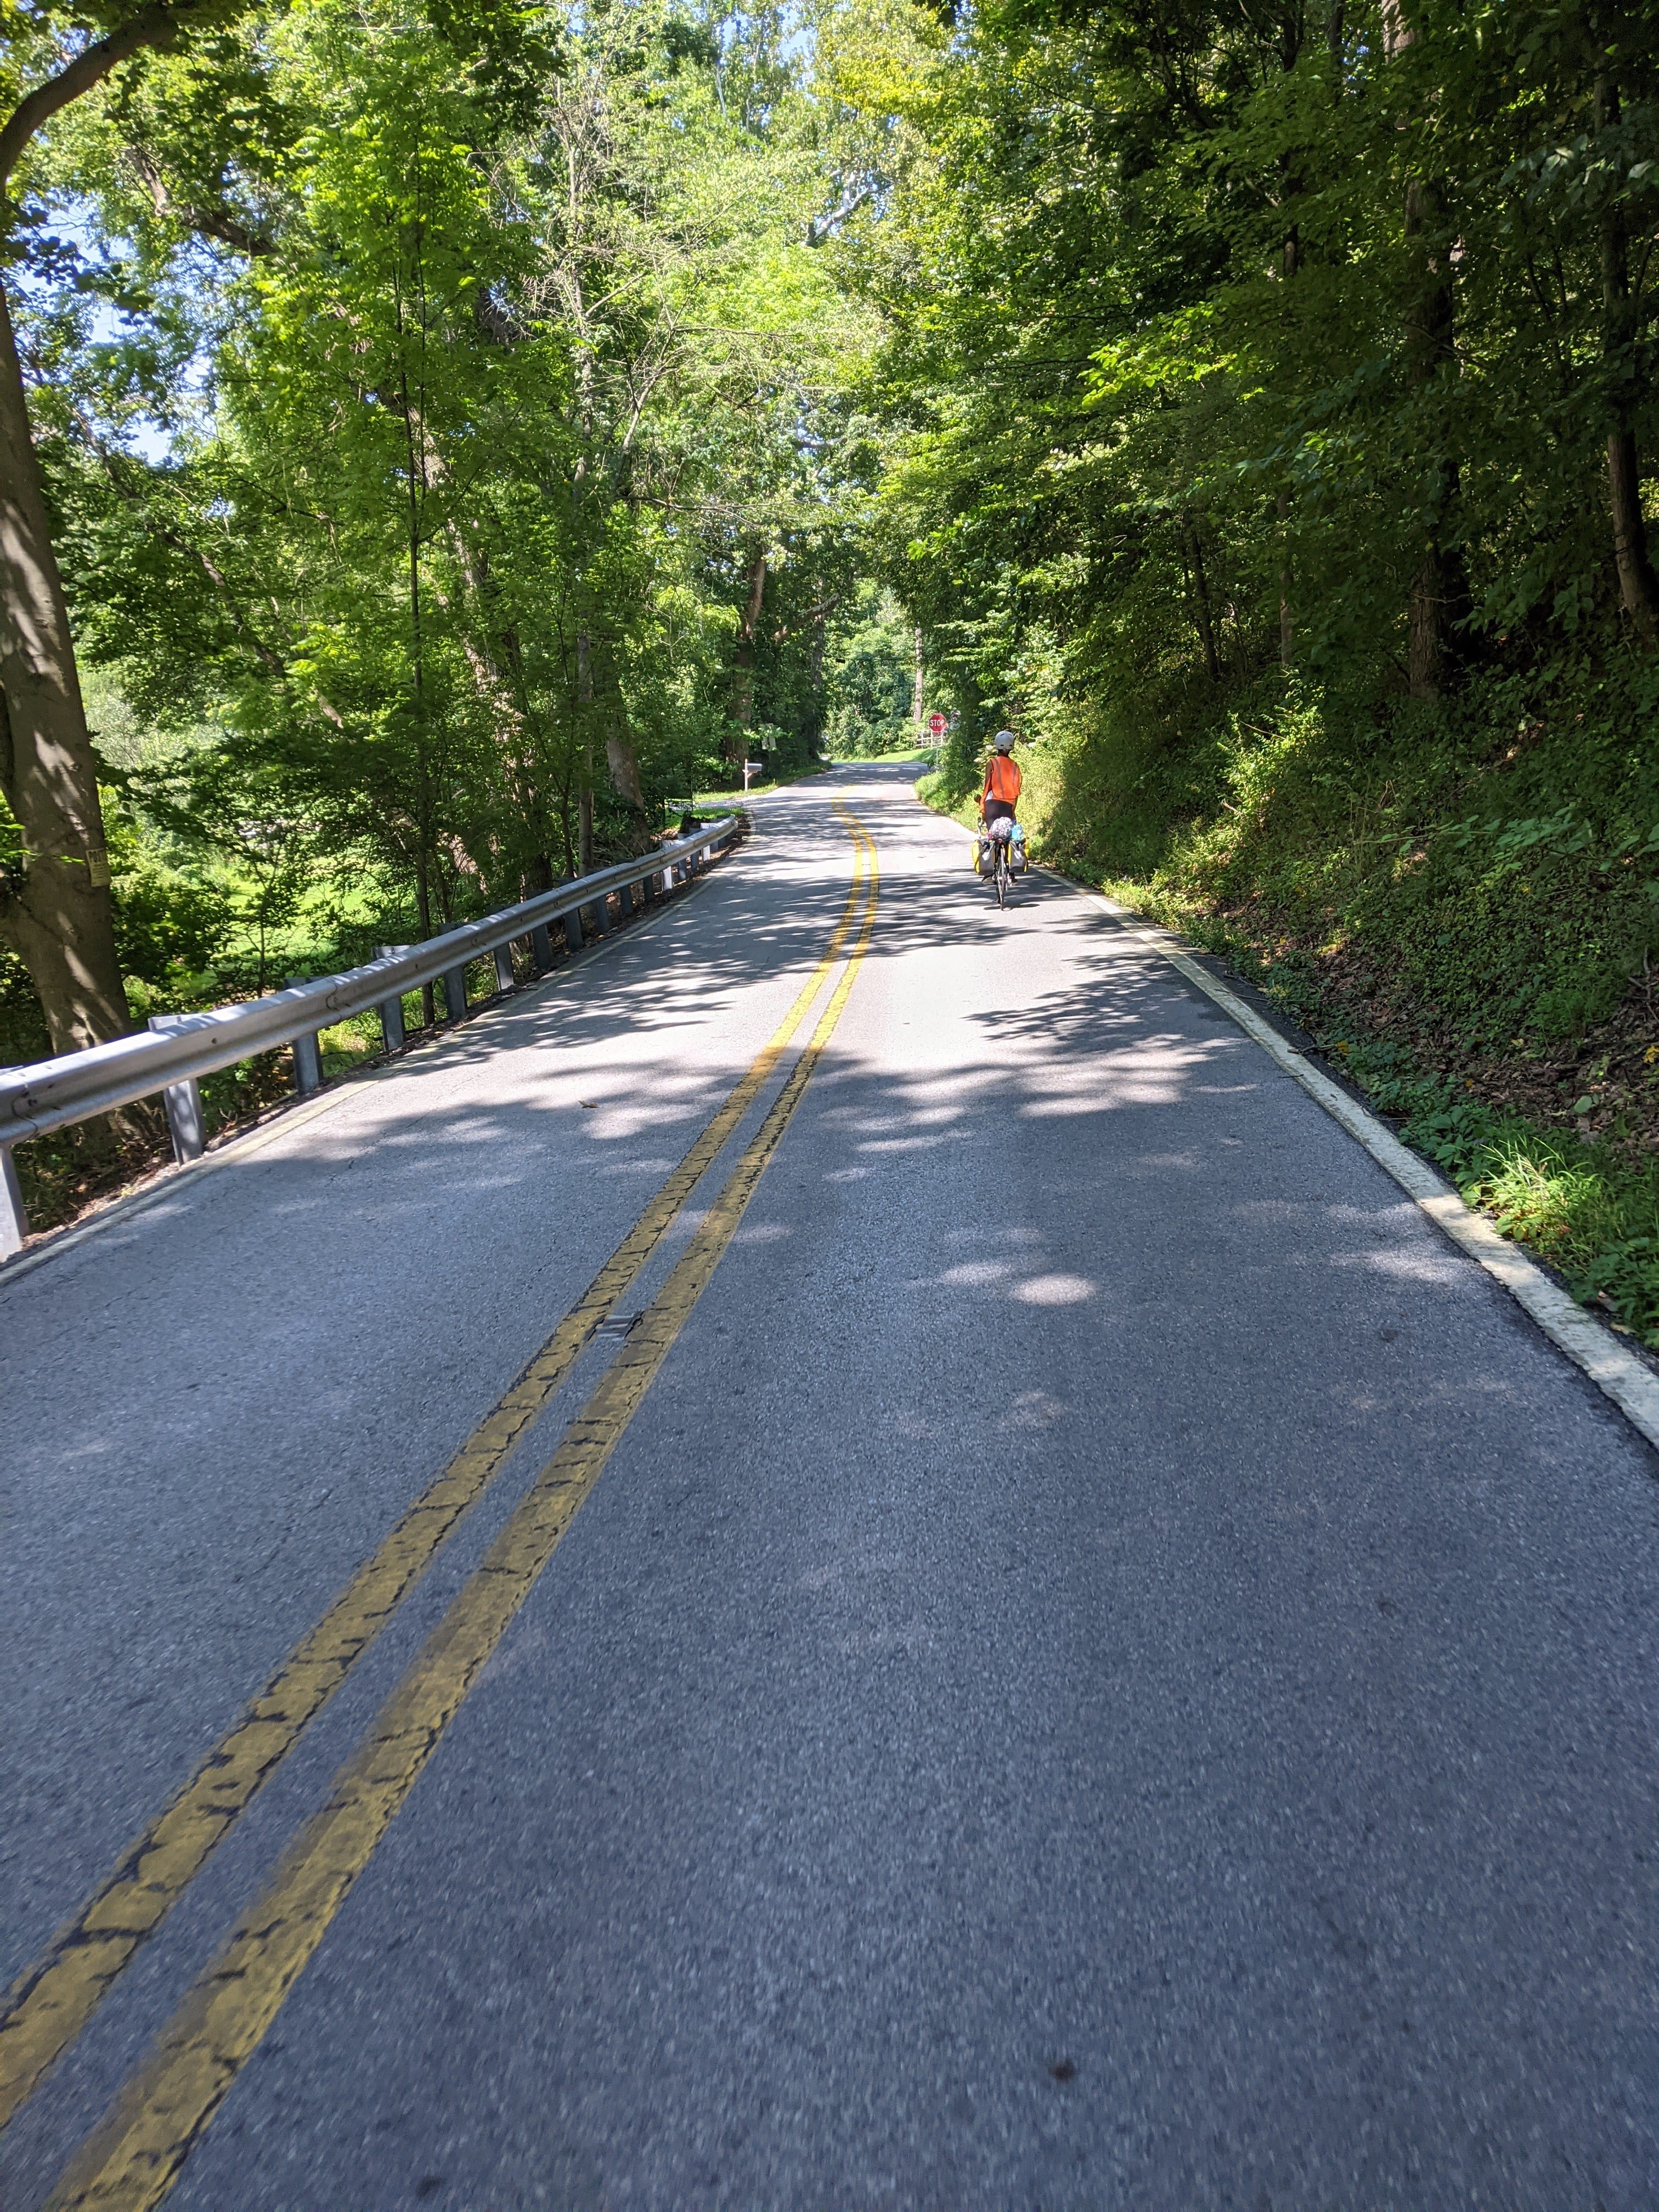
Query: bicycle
978 816 1020 906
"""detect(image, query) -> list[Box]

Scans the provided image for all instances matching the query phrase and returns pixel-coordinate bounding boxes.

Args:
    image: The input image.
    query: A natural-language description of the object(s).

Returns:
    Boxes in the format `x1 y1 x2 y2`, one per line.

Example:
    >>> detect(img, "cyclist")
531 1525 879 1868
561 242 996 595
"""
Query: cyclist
978 729 1022 871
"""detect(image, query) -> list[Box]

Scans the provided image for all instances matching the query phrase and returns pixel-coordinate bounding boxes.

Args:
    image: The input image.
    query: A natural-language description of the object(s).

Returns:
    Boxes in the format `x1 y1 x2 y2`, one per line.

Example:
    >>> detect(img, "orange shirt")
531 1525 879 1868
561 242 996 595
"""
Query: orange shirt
983 754 1022 804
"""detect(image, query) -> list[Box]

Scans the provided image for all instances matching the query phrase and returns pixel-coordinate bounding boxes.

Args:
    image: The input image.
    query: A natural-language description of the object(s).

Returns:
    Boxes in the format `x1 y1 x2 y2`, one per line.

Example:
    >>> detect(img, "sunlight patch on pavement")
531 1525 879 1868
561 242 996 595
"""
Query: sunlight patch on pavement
1011 1273 1096 1306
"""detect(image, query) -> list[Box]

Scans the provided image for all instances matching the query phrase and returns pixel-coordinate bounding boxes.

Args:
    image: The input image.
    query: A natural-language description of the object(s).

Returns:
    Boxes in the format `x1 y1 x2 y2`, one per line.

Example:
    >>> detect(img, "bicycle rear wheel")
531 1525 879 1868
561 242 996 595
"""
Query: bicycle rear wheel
994 847 1007 907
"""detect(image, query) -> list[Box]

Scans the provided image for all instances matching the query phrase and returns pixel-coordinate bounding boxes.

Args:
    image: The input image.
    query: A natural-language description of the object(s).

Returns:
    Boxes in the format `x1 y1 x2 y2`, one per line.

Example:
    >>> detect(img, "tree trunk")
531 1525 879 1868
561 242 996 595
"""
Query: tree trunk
1183 516 1222 679
1597 76 1659 642
579 608 645 811
605 724 645 811
731 548 766 735
414 849 435 1026
1384 5 1469 696
0 279 130 1054
809 606 828 748
555 759 575 879
912 625 925 726
1277 488 1294 665
1607 430 1658 638
1276 190 1300 664
575 622 602 857
1402 174 1469 697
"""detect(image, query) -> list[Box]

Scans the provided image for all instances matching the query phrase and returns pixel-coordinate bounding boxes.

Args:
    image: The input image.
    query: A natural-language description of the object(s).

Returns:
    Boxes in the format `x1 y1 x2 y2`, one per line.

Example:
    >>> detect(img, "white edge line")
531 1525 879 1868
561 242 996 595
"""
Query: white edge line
1094 885 1659 1450
0 852 735 1295
930 794 1659 1452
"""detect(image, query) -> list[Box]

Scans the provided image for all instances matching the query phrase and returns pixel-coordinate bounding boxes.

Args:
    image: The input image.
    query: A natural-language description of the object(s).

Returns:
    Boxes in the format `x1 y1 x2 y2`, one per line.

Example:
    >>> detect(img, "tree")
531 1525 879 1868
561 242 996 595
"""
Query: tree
844 0 1659 748
0 0 262 1050
10 0 874 1076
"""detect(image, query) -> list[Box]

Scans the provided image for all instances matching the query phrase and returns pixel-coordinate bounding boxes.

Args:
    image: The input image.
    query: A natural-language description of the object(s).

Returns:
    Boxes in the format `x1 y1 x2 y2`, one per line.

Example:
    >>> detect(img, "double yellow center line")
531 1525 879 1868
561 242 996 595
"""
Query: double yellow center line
27 805 877 2211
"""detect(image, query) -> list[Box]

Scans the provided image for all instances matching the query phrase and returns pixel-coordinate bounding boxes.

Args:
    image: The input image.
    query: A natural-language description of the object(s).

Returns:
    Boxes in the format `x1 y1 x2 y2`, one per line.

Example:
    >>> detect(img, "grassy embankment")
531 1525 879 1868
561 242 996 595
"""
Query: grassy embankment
920 659 1659 1347
690 759 834 806
825 743 939 766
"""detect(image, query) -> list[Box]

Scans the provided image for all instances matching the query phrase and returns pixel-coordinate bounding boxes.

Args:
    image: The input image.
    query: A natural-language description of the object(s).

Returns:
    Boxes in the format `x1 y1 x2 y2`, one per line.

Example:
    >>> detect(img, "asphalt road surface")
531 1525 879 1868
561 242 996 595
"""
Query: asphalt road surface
3 763 1656 2210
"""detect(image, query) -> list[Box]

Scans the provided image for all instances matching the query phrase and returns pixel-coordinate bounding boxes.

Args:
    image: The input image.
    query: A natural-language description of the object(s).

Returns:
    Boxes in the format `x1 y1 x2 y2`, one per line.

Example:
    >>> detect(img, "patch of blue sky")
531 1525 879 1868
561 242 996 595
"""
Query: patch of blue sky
18 189 219 464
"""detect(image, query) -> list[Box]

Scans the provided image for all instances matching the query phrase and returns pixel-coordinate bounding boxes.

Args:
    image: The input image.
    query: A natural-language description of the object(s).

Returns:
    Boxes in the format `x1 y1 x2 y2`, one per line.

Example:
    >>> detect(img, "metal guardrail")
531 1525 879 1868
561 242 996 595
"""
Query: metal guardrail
0 815 738 1260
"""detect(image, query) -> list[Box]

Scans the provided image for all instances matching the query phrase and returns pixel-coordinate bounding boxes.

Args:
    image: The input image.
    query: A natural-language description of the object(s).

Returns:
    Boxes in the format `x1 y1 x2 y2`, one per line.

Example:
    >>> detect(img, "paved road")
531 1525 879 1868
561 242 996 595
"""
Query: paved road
3 764 1656 2209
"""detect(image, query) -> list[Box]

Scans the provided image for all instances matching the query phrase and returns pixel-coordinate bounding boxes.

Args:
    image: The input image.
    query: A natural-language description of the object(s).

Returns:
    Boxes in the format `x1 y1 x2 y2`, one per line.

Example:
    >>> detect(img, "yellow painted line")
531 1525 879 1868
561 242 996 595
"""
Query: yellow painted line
0 825 870 2134
47 815 879 2212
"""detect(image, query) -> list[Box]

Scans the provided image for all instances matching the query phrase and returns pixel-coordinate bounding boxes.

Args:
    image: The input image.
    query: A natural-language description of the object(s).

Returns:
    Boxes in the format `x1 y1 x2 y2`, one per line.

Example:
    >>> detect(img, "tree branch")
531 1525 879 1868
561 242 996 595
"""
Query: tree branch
806 185 873 248
125 144 275 253
0 3 187 193
194 203 272 253
473 289 526 345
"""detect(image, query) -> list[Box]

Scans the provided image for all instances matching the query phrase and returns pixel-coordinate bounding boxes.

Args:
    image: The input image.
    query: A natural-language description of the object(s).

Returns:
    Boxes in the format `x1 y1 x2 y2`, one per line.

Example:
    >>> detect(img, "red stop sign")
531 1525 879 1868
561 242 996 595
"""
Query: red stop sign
927 712 946 736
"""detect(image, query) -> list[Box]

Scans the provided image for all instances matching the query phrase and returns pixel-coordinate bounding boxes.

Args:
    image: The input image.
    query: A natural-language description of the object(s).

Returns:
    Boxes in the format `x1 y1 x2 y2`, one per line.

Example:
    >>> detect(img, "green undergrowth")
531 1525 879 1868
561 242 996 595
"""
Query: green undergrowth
834 743 939 765
1329 1044 1659 1339
12 828 748 1240
919 654 1659 1346
8 808 751 1237
915 770 979 831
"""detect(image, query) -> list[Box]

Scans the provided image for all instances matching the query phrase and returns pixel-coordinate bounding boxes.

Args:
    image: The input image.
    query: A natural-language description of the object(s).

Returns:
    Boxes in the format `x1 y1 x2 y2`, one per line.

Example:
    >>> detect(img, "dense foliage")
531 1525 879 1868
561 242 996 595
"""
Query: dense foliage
848 0 1659 1332
6 0 1659 1329
2 0 906 1071
861 0 1659 704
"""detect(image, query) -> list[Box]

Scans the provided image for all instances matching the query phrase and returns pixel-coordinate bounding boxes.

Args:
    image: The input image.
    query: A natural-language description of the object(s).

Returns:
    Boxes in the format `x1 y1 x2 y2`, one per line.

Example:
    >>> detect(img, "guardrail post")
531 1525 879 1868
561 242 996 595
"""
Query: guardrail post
377 948 408 1051
1 1143 26 1260
587 890 609 938
442 965 468 1022
663 862 675 894
493 943 515 995
531 921 555 970
286 982 324 1097
146 1015 207 1161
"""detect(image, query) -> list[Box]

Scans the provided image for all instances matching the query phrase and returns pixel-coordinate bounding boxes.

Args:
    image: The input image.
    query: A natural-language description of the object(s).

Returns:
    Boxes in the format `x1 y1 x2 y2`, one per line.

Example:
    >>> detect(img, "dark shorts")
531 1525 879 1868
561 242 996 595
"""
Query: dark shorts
983 798 1015 828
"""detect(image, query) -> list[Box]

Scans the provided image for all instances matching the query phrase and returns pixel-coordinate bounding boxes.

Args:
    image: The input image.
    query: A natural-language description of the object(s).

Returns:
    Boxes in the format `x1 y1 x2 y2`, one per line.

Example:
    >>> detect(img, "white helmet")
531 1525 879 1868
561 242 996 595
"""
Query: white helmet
992 728 1017 753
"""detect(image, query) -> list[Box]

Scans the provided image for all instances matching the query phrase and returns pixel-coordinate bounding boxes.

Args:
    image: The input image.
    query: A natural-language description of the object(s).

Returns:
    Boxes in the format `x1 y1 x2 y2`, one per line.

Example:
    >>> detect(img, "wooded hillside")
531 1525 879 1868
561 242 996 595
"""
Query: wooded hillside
864 0 1659 1341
